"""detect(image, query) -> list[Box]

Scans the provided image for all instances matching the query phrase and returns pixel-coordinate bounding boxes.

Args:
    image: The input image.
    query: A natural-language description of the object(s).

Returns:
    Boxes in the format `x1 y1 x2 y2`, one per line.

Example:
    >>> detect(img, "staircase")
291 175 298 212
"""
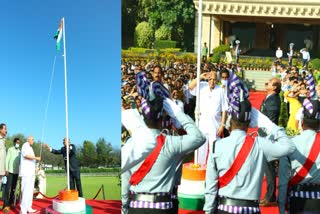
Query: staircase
243 70 272 91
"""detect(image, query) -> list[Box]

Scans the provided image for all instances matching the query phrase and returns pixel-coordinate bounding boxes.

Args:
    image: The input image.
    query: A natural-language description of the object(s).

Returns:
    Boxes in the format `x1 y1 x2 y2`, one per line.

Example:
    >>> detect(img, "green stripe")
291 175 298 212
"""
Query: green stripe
178 192 204 199
54 30 60 39
178 196 205 210
56 42 61 51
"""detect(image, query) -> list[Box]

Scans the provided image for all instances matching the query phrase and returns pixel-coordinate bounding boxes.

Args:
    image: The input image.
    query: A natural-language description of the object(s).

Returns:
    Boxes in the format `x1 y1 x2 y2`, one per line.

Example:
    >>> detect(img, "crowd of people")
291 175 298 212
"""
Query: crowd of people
121 56 320 214
0 124 83 214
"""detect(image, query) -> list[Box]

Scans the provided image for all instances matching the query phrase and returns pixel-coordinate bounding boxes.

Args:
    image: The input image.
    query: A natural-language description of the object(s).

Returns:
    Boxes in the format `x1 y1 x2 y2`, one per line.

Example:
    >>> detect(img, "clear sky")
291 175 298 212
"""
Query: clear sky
0 1 121 150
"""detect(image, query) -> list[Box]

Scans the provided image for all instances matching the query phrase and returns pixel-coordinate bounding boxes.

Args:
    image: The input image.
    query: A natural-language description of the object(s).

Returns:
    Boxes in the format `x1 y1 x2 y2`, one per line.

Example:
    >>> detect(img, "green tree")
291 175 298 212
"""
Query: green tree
122 0 141 48
139 0 195 46
110 149 121 167
135 21 154 48
96 138 113 167
155 25 171 40
81 140 97 167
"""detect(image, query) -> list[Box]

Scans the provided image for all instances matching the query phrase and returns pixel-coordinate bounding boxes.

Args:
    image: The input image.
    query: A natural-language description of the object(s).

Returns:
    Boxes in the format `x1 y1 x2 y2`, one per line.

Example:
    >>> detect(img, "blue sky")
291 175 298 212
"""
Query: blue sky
0 1 120 150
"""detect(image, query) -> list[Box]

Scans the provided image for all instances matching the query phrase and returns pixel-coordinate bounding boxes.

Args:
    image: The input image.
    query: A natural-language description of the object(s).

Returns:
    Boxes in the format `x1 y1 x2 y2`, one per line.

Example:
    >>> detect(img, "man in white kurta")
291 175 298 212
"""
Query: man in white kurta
0 124 8 189
189 71 228 164
19 136 40 214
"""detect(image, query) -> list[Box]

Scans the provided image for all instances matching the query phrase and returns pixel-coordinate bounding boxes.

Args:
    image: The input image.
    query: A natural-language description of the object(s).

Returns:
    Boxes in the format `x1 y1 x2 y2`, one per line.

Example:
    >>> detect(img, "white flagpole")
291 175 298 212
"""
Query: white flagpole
62 17 70 191
194 0 203 165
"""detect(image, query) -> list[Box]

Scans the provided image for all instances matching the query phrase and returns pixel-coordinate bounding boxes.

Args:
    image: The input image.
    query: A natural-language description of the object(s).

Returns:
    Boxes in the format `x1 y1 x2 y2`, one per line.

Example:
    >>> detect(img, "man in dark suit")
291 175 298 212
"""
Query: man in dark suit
44 138 83 197
260 78 281 206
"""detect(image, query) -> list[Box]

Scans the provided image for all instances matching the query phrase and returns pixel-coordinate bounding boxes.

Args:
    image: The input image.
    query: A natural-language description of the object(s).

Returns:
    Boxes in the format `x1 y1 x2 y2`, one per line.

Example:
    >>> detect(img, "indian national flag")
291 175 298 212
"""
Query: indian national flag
54 19 63 51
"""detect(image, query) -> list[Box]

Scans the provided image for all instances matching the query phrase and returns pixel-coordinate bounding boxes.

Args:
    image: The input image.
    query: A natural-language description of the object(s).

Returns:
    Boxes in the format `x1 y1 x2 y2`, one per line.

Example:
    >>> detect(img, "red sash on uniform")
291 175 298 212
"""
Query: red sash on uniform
219 135 255 188
289 132 320 186
130 134 166 186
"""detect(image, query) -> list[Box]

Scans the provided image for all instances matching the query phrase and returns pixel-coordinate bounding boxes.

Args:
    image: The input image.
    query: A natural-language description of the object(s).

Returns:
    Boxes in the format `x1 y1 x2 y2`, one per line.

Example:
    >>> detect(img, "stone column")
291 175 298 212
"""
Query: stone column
202 14 211 54
194 14 221 53
212 17 222 50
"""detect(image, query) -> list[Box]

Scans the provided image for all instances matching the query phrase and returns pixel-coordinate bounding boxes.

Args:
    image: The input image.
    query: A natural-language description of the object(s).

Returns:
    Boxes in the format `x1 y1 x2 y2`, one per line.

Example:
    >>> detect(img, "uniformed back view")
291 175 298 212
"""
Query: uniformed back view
121 71 206 214
278 99 320 214
204 96 295 214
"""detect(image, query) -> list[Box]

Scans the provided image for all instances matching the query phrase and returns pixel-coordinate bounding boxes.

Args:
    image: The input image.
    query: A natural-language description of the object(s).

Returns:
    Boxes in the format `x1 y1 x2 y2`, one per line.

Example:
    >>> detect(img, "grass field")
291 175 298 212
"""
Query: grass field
0 175 121 201
45 175 121 200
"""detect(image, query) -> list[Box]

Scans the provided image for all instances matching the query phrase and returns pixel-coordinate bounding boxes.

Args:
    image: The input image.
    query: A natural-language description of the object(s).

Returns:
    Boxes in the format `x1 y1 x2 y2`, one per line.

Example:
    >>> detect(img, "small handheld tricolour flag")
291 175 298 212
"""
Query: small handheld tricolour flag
54 19 63 51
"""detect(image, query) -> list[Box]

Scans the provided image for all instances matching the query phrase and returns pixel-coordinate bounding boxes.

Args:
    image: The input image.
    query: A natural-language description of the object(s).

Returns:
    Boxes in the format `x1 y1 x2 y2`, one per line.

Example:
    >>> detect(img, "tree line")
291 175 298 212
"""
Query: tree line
122 0 195 51
4 134 120 169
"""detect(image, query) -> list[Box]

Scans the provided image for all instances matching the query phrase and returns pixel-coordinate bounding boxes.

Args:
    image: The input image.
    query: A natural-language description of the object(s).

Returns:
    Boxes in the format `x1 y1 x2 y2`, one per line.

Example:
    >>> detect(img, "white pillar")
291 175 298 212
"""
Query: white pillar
212 18 221 49
195 15 222 53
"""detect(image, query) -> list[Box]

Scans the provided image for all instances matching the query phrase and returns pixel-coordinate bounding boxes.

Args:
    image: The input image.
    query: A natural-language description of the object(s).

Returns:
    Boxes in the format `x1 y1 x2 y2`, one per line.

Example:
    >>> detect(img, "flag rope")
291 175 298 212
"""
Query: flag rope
39 55 57 160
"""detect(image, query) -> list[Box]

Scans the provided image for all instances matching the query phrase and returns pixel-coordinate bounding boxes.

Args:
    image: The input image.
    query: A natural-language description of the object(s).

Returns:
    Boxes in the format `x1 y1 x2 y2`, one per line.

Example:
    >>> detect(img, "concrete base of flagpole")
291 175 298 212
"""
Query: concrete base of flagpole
46 190 88 213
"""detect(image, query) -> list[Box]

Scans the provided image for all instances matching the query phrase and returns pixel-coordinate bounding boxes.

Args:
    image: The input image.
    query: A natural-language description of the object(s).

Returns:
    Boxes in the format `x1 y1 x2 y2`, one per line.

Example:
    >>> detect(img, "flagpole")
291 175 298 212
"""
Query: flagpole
195 0 203 165
62 17 70 191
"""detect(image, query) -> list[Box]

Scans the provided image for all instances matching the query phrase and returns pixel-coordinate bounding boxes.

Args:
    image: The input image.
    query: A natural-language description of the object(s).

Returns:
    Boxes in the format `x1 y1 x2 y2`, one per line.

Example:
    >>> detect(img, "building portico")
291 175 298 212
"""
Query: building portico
194 0 320 55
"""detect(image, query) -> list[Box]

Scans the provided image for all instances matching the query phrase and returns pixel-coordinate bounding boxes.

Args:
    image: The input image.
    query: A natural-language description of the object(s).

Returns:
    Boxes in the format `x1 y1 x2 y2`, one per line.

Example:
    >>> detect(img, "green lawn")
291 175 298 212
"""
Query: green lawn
0 175 121 200
45 175 120 200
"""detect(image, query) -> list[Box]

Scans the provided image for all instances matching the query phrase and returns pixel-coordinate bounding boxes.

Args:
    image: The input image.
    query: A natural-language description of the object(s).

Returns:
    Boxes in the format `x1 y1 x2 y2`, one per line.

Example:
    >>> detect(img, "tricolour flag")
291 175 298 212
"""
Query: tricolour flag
54 19 63 51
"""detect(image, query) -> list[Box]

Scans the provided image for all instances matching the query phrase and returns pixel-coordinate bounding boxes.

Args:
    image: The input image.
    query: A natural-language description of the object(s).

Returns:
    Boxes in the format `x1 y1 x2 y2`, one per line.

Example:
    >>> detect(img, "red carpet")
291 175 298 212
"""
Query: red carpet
0 199 121 214
179 91 279 214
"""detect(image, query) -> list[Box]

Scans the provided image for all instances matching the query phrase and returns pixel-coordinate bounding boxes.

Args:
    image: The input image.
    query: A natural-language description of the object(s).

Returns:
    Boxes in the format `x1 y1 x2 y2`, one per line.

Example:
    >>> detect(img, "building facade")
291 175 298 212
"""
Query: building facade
194 0 320 55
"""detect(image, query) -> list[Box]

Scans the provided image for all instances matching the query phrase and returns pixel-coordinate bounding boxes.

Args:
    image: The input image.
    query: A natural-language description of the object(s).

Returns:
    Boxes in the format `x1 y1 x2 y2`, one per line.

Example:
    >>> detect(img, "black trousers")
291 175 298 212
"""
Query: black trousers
172 198 179 214
264 160 277 201
302 59 309 69
128 207 175 214
289 197 320 214
202 56 207 63
288 57 292 67
3 173 18 207
70 170 83 197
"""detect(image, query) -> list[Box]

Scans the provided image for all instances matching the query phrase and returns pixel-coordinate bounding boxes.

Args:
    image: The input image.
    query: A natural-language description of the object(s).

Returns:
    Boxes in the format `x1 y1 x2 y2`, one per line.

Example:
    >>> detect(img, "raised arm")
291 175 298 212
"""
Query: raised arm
250 108 296 161
189 72 209 91
163 98 206 155
43 144 62 155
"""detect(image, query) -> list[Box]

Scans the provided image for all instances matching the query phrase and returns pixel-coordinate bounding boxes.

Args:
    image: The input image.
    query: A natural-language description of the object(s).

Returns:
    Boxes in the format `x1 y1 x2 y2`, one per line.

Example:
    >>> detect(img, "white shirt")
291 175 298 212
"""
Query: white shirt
190 83 228 136
300 49 310 61
172 99 184 112
19 142 36 177
276 49 283 58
